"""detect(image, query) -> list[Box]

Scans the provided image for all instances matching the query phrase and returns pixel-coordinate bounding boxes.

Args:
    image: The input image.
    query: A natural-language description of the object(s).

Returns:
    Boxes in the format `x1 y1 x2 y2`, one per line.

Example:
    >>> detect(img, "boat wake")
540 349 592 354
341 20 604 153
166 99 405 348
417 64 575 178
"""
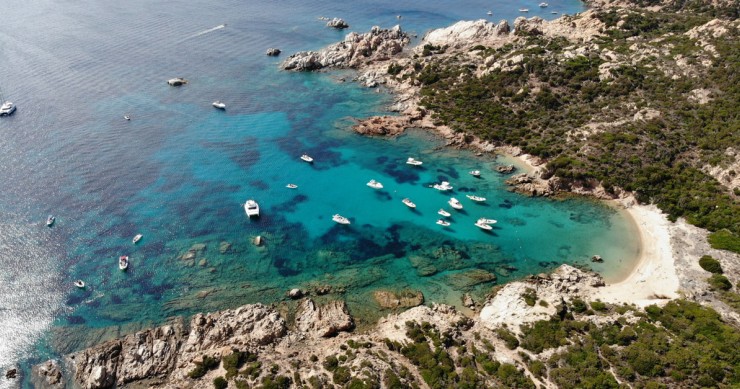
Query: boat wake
186 24 226 40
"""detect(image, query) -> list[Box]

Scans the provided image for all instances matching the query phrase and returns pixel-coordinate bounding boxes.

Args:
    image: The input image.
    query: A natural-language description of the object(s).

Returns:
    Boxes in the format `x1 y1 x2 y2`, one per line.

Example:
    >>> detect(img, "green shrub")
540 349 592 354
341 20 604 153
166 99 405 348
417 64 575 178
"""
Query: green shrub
699 255 723 273
571 298 588 313
387 63 403 76
707 274 732 291
590 301 608 312
383 369 403 389
188 355 221 379
259 375 291 389
497 328 520 350
522 288 537 306
332 366 351 385
213 376 228 389
708 230 740 254
322 355 339 372
235 380 249 389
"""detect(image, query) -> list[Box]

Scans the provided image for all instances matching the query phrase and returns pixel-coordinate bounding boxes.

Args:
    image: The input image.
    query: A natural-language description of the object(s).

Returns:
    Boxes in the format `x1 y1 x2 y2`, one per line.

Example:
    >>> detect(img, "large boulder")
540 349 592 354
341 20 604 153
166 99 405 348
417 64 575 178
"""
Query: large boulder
327 18 349 29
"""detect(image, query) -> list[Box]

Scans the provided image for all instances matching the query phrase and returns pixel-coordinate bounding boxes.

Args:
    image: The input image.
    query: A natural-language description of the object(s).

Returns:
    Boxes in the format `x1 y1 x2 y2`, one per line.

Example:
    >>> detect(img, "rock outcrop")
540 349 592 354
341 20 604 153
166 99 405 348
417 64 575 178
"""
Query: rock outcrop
326 17 349 29
353 115 410 136
265 48 281 56
373 289 424 308
505 173 556 197
421 19 511 48
295 299 355 338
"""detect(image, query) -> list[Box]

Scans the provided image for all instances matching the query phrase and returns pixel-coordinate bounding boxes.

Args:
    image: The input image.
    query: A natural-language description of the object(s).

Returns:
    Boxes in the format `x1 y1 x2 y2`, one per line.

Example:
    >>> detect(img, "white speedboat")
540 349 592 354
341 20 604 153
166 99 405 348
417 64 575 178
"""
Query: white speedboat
332 214 351 225
286 184 298 189
406 157 423 166
46 215 55 227
402 198 416 208
132 234 143 244
466 195 487 202
475 221 493 230
469 170 481 177
448 197 463 209
367 179 384 189
300 154 314 163
123 114 131 120
119 255 129 271
551 11 558 14
0 101 16 116
244 200 260 217
478 218 498 225
212 101 226 110
433 181 453 191
487 11 493 15
436 219 451 227
519 8 529 12
74 280 85 288
167 77 187 86
438 209 451 217
539 2 549 7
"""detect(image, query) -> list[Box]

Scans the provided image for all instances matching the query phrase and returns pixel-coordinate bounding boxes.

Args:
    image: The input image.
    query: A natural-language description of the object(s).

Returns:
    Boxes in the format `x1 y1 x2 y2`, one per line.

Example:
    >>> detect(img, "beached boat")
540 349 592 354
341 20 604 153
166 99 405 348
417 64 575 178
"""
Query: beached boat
119 255 129 271
212 101 226 110
332 214 351 225
367 179 384 189
244 200 260 217
448 197 463 209
46 215 55 227
433 181 453 191
286 184 298 189
167 77 188 86
475 220 493 230
300 154 314 163
519 8 529 12
477 218 498 225
402 198 416 208
406 157 423 166
436 219 451 226
438 209 451 217
466 195 487 202
132 234 143 244
539 2 549 7
469 170 481 177
0 101 16 116
74 280 85 288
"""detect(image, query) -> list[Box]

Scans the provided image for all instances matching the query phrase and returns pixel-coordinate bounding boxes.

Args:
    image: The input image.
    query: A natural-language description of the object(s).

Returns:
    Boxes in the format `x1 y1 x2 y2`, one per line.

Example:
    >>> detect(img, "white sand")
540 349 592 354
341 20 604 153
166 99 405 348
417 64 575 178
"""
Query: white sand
594 203 680 307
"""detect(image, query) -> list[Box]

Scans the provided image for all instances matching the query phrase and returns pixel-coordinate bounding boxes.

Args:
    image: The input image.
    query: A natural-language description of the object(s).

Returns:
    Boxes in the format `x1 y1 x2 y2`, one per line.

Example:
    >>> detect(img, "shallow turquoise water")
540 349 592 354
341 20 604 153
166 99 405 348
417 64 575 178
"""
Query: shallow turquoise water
0 0 644 384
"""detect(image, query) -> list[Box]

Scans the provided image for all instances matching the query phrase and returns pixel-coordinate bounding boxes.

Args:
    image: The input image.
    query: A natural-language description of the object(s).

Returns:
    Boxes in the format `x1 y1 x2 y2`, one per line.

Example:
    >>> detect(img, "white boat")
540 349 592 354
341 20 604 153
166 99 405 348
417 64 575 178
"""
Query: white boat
286 184 298 189
300 154 314 163
402 198 416 208
433 181 453 191
477 218 498 225
519 8 529 12
46 215 55 227
244 200 260 217
551 11 558 14
0 101 16 116
469 170 481 177
366 179 384 189
167 77 188 86
448 198 463 209
123 115 131 120
132 234 143 244
406 157 423 166
212 101 226 110
332 214 351 225
74 280 85 288
119 255 129 271
539 2 549 7
436 219 451 226
466 195 487 202
475 221 493 230
437 209 451 217
487 11 493 15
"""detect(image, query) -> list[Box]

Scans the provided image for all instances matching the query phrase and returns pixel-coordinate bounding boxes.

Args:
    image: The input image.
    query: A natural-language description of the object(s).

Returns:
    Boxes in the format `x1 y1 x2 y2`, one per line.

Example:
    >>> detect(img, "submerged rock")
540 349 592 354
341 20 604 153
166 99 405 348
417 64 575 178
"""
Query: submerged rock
373 289 424 309
219 241 232 254
445 269 497 290
5 368 17 379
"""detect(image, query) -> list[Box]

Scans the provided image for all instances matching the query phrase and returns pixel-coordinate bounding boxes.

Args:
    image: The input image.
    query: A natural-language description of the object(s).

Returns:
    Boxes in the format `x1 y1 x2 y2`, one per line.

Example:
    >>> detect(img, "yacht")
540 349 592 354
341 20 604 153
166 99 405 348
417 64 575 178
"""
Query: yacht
448 197 463 209
438 209 451 217
46 215 55 227
212 101 226 110
466 195 487 202
0 101 16 116
132 234 143 244
286 184 298 189
475 220 493 230
74 280 85 288
433 181 453 191
119 255 129 271
332 214 351 225
300 154 314 163
469 170 481 177
539 2 549 7
436 219 451 227
406 157 423 166
402 198 416 208
519 8 529 12
477 218 498 225
367 179 384 189
244 200 260 217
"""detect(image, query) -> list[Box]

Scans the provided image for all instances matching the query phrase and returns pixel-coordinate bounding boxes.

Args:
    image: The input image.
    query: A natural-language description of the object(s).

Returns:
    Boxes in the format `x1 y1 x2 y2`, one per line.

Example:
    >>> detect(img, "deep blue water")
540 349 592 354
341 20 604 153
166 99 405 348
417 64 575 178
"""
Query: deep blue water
0 0 643 385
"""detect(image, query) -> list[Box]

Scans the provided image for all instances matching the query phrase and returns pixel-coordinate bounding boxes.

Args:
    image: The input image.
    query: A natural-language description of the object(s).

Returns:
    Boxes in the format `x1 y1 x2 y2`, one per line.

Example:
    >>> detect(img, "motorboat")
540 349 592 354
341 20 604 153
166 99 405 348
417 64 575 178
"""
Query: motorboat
477 218 498 225
539 2 549 7
119 255 129 271
436 219 451 227
167 77 188 86
244 200 260 217
487 11 493 15
300 154 314 163
475 221 493 230
367 179 384 189
402 198 416 208
332 214 351 225
46 215 55 227
433 181 453 191
406 157 423 166
469 170 481 177
212 101 226 110
132 234 143 244
519 8 529 12
286 184 298 189
124 115 131 120
0 101 16 116
551 11 558 14
438 209 451 217
74 280 85 288
466 195 487 202
448 197 463 209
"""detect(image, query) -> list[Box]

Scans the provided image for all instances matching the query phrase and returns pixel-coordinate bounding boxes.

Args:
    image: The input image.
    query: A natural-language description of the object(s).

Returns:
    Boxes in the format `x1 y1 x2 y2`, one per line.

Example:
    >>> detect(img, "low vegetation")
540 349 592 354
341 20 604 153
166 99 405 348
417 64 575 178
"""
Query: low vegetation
698 255 723 274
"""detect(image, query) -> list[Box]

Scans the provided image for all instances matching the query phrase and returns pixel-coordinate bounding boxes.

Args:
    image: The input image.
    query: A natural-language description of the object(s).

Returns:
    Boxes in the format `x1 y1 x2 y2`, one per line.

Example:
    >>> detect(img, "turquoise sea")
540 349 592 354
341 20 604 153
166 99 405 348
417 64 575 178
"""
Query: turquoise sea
0 0 641 385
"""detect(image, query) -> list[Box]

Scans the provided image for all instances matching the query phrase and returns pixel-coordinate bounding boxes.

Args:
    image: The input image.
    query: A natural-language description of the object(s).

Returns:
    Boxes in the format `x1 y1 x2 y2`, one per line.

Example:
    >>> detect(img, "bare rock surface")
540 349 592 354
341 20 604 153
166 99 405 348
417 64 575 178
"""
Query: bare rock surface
373 289 424 308
295 299 355 338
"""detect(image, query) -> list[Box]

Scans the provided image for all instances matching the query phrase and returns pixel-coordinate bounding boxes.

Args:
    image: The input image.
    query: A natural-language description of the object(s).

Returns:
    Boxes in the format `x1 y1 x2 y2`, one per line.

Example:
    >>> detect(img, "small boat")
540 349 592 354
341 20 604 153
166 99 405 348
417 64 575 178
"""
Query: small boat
167 77 188 86
46 215 55 227
300 154 314 163
448 197 463 209
74 280 85 288
438 209 451 217
539 2 549 7
402 198 416 208
475 221 493 230
123 115 131 121
477 218 498 225
132 234 143 244
119 255 129 271
286 184 298 189
212 101 226 110
433 181 453 191
487 11 493 15
551 11 558 14
436 219 451 227
519 8 529 12
367 179 384 189
244 199 260 217
406 157 423 166
466 195 487 202
332 214 351 225
469 170 481 177
0 101 16 116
